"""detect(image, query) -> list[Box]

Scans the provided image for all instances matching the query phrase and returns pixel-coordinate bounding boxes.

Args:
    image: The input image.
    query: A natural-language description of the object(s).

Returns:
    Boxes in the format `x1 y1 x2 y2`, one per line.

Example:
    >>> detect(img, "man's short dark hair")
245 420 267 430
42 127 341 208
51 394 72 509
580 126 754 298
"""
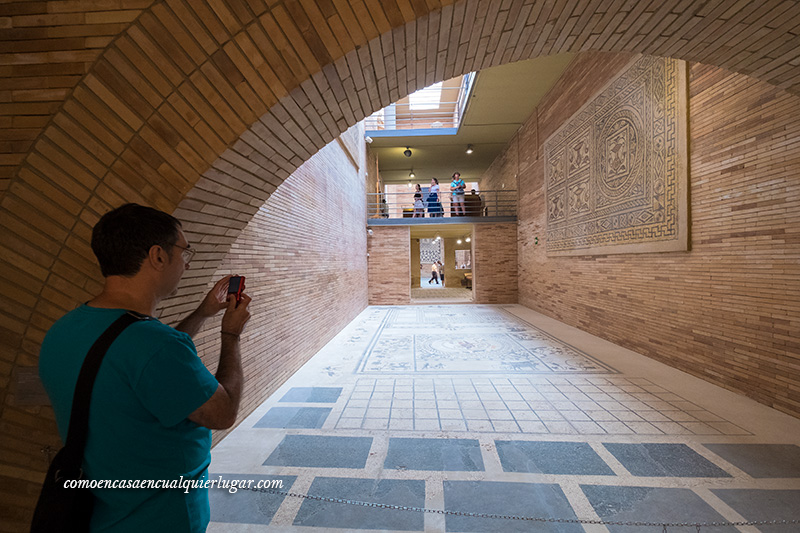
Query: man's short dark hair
91 203 182 277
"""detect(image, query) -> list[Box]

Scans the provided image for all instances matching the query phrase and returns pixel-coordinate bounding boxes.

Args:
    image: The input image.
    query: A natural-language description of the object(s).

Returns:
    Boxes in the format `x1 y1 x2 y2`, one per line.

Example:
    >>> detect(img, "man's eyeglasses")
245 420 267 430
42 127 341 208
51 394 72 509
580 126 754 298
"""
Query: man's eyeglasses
171 243 196 263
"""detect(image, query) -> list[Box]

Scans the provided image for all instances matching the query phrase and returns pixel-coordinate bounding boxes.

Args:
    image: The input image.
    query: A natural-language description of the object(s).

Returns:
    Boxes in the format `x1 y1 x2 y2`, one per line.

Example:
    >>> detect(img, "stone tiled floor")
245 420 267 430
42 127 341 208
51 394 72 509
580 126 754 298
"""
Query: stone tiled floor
410 287 473 302
209 305 800 532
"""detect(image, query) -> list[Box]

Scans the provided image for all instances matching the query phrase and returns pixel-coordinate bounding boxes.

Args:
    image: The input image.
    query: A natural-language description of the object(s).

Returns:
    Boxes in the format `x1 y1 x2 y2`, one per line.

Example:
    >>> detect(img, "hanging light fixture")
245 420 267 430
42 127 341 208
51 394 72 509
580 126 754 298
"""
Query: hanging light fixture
457 239 462 244
409 169 415 178
404 147 412 157
466 236 471 242
465 144 474 154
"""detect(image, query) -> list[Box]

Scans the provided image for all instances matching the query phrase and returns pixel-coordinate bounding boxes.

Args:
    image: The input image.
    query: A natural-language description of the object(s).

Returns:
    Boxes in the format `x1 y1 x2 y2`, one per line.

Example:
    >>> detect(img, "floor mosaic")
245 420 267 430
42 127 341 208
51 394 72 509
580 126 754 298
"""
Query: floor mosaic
209 304 800 532
358 307 615 374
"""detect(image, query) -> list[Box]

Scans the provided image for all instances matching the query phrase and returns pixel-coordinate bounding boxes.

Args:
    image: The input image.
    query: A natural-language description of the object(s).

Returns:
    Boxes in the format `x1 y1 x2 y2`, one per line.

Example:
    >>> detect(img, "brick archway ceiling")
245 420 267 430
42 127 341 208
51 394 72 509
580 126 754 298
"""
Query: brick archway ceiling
3 0 800 354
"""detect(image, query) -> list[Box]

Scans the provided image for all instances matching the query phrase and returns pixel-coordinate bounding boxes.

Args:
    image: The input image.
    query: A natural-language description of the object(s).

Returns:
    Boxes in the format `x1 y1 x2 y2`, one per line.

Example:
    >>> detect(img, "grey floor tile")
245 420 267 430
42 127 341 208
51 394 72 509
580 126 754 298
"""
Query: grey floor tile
444 481 583 532
415 419 441 430
253 406 331 429
703 444 800 478
209 474 296 525
517 420 548 432
492 420 521 432
385 437 484 471
544 420 576 434
582 485 737 532
294 477 425 531
264 435 373 468
496 441 615 475
279 386 343 403
603 443 731 477
711 489 800 532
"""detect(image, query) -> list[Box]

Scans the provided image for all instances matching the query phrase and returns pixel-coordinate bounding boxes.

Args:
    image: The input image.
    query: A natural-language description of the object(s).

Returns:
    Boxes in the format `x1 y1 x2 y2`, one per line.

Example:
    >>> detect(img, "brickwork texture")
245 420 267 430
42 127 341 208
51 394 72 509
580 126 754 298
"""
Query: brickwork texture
194 123 368 445
368 225 411 305
484 52 800 420
473 223 518 304
3 0 800 527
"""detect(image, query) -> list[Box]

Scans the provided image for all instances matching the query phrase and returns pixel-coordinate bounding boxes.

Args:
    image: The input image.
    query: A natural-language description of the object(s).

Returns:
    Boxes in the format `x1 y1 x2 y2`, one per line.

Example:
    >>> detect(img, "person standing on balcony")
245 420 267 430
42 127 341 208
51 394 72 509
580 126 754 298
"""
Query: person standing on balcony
427 178 442 217
413 184 424 217
450 172 466 216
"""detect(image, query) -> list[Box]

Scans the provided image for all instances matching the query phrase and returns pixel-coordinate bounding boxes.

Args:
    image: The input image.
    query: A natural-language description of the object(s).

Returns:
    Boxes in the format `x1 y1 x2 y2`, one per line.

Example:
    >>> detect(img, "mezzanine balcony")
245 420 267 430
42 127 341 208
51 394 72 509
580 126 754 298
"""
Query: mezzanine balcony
367 189 516 225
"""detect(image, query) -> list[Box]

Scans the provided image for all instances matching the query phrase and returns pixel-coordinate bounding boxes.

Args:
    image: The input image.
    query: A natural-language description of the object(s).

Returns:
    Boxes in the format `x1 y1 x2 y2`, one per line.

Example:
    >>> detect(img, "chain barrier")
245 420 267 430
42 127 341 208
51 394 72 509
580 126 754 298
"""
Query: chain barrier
242 485 799 531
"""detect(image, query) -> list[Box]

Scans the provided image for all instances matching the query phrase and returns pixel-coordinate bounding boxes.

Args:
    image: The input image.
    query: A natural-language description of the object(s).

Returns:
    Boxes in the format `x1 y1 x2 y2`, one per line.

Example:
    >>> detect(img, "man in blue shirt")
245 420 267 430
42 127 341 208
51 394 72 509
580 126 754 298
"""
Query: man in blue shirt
39 203 252 531
450 172 466 216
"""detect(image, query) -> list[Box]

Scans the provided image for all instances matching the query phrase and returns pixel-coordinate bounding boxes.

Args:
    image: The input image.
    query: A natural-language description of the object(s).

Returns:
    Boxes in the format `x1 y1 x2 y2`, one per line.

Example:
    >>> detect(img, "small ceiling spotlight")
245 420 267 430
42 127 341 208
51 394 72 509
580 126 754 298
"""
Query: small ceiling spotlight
403 147 412 157
465 144 474 154
409 169 415 178
466 236 471 242
457 239 462 244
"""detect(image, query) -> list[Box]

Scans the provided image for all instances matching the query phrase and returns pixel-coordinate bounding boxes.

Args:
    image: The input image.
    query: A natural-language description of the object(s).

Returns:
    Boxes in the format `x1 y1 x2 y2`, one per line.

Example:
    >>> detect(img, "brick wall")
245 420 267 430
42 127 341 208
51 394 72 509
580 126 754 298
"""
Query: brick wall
6 1 800 195
473 223 518 304
6 1 800 526
193 125 368 443
368 226 410 305
0 127 367 527
487 53 800 418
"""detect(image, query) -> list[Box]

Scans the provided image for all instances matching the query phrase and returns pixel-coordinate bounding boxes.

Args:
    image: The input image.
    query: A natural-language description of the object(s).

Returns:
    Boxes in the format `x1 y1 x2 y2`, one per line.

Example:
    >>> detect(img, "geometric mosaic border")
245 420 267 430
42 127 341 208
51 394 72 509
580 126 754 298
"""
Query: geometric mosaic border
545 56 689 256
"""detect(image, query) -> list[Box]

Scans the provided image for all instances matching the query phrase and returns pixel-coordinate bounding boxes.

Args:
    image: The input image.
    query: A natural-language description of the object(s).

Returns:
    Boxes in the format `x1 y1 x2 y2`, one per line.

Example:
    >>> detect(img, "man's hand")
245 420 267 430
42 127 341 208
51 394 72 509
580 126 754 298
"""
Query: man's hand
196 275 232 318
221 292 251 336
175 275 232 337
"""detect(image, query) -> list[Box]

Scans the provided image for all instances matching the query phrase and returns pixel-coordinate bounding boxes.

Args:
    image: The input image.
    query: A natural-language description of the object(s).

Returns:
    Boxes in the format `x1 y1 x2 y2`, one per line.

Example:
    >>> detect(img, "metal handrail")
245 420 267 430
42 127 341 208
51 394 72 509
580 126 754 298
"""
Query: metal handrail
368 189 517 219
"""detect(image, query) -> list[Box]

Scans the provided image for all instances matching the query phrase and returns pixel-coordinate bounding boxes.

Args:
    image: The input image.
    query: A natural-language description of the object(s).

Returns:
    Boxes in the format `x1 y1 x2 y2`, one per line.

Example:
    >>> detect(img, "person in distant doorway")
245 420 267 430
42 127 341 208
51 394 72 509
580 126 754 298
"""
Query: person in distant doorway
413 184 424 217
428 263 440 284
437 260 445 286
427 178 442 217
450 172 466 216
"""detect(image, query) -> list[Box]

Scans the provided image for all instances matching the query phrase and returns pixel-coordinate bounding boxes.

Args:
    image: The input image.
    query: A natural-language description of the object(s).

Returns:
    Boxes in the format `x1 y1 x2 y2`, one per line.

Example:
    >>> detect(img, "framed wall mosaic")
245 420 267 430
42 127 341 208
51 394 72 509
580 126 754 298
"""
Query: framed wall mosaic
544 56 689 256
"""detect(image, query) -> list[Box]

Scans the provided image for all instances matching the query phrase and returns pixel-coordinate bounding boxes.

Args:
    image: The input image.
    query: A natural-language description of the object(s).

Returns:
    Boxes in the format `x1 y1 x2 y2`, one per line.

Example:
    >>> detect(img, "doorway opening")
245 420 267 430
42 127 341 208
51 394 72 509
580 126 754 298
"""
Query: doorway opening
410 227 474 303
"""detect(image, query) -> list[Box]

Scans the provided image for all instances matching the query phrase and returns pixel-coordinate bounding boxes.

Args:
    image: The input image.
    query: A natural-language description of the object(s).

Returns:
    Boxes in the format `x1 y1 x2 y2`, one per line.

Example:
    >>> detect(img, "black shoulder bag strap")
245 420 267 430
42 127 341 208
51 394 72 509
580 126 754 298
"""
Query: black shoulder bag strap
59 310 150 467
31 310 149 533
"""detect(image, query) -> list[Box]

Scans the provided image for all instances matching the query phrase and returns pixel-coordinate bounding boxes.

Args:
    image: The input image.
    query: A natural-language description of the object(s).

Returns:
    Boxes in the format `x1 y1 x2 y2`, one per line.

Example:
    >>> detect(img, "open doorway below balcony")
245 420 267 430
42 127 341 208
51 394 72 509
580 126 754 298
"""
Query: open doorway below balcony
411 226 473 303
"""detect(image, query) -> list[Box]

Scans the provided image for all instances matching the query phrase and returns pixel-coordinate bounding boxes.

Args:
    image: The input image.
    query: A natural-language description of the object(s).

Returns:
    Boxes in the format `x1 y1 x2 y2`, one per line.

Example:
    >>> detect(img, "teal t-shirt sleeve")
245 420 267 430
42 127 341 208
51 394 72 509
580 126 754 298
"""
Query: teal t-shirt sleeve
135 333 219 427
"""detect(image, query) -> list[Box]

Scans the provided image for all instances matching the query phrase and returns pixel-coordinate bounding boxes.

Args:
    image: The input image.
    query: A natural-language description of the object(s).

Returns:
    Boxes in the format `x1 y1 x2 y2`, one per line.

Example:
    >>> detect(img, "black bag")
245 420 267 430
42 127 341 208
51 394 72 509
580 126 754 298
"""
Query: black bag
31 311 147 533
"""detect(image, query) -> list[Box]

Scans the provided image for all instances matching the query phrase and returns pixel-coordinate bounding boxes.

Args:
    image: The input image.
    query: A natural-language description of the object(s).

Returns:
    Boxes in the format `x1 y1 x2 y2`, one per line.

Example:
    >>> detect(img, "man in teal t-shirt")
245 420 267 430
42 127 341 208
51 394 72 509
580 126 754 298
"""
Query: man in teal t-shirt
39 204 253 531
450 172 466 216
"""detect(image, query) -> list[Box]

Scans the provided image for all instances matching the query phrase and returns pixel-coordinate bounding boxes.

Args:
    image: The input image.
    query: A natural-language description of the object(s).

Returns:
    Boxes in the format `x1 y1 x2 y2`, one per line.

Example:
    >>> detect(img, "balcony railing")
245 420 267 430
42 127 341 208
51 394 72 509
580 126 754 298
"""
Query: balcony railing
367 189 517 221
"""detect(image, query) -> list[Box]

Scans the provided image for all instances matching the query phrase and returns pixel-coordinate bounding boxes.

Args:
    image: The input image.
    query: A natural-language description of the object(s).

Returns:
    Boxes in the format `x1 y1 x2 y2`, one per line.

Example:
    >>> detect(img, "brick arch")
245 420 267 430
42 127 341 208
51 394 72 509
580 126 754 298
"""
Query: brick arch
5 0 800 354
3 0 800 522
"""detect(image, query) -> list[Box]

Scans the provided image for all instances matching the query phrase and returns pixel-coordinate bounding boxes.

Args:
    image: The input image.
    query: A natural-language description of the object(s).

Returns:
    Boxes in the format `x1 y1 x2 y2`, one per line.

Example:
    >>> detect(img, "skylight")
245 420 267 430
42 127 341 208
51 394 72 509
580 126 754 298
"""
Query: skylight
409 82 443 110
